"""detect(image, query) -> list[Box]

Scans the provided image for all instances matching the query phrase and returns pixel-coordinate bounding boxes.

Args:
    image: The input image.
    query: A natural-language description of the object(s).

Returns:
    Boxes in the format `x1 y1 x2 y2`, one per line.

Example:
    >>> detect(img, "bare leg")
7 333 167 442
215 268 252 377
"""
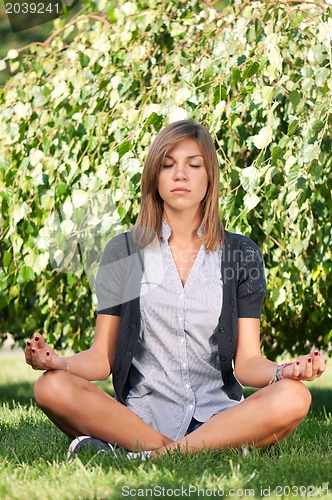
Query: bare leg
157 379 312 454
34 370 173 451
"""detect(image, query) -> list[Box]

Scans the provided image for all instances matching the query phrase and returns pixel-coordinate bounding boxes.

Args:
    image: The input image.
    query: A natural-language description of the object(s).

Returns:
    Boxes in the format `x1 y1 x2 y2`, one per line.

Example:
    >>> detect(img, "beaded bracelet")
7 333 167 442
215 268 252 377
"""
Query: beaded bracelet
269 362 293 385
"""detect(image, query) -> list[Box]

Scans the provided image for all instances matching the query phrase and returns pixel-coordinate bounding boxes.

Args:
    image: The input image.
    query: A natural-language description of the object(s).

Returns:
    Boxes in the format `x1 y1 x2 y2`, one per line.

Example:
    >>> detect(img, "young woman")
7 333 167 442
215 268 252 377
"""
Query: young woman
25 120 326 457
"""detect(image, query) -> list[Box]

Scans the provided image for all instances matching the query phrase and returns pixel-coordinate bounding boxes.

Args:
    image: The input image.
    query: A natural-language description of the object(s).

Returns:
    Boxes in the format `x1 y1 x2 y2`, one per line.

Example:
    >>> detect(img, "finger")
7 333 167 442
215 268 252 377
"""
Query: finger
292 360 301 378
30 346 38 369
305 357 313 378
31 333 46 349
311 351 321 372
317 355 326 377
25 340 32 365
43 350 53 369
311 351 325 378
30 346 44 370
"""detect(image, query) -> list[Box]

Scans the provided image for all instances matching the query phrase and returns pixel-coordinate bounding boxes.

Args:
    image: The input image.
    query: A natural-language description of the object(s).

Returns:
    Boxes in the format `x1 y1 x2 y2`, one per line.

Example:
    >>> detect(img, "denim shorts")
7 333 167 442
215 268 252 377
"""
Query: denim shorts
186 417 204 435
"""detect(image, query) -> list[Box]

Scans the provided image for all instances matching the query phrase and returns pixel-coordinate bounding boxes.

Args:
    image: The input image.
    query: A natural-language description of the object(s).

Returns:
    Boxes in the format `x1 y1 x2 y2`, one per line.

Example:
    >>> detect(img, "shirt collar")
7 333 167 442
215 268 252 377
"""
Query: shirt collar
161 218 172 241
161 218 204 242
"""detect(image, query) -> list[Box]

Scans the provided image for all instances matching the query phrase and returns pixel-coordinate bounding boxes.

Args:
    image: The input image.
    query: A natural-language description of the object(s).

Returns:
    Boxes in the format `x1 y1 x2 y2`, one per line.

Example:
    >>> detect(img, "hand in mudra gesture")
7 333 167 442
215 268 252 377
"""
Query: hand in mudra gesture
282 351 326 382
25 334 65 371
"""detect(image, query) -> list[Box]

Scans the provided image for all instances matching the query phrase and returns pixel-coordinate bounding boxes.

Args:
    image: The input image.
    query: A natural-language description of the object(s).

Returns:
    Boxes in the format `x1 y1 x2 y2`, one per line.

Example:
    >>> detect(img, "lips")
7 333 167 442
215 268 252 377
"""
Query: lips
171 188 191 193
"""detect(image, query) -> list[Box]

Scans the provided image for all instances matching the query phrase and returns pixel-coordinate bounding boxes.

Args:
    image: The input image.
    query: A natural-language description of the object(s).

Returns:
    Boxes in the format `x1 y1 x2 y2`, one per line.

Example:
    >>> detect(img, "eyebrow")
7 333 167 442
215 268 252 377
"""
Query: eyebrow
164 155 204 159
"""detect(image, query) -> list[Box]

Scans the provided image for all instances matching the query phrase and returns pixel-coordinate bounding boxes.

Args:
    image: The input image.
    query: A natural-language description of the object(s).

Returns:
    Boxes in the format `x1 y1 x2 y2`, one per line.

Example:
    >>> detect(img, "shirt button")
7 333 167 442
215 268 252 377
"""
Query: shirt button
185 384 190 389
180 295 184 300
183 362 187 368
189 404 193 410
179 317 182 322
180 338 185 344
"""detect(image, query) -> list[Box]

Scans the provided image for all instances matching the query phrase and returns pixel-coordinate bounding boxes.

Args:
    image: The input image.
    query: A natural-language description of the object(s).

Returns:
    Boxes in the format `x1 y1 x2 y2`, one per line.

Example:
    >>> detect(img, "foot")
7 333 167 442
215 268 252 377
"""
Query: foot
67 436 119 458
67 436 152 461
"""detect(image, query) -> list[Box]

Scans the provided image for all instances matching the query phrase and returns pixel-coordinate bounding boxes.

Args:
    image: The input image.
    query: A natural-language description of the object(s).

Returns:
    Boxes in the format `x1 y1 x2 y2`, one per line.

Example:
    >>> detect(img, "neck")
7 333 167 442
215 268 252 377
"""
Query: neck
163 209 202 246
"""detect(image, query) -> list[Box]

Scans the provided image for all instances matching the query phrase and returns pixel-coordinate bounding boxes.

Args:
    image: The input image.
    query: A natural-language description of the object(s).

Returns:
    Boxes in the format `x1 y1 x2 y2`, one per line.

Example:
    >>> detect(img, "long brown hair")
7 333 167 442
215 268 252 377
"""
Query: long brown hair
133 120 225 251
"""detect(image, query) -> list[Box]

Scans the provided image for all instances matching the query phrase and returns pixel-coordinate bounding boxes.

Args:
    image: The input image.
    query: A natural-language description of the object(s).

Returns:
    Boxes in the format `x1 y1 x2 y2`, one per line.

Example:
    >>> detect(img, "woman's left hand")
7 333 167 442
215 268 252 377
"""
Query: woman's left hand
282 351 326 382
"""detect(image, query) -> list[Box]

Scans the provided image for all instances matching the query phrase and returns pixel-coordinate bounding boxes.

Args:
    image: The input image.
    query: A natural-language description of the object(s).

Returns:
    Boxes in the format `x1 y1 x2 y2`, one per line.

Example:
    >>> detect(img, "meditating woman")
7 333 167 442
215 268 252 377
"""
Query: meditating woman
25 120 326 457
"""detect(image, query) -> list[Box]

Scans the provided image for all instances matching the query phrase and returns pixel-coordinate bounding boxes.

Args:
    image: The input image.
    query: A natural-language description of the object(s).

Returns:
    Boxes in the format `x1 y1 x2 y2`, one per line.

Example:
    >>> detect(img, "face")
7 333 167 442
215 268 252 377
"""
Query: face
157 138 209 216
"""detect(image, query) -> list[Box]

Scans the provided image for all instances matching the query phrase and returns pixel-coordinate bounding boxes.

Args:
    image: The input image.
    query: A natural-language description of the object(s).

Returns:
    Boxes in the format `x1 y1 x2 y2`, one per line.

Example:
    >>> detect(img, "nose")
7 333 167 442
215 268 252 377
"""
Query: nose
172 163 187 181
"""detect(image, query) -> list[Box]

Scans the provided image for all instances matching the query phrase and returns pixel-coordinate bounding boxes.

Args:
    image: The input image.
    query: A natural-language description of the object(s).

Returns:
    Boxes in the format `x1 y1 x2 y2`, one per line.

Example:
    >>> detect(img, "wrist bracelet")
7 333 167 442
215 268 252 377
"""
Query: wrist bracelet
269 362 293 385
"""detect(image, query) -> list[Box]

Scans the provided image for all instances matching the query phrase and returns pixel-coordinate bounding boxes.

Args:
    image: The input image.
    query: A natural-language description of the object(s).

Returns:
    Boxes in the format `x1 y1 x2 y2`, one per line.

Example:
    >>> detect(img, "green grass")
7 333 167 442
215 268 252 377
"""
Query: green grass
0 351 331 499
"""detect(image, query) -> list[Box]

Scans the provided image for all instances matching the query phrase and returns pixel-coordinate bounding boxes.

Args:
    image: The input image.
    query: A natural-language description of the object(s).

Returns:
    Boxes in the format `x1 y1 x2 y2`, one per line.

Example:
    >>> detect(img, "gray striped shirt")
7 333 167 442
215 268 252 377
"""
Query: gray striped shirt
125 219 241 440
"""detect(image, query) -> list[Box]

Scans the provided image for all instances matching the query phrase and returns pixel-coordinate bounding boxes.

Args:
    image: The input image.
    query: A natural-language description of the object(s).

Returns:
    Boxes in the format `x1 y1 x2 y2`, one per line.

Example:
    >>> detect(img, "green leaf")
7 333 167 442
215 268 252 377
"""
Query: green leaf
20 266 35 283
213 87 227 106
289 90 301 110
272 287 286 307
108 7 117 23
3 250 12 268
287 119 298 136
239 166 260 194
278 136 289 149
118 140 133 158
9 285 20 301
271 146 283 164
288 164 300 184
231 68 241 85
262 86 274 103
118 205 126 219
56 182 68 197
252 126 273 149
225 194 235 213
243 62 259 79
145 112 162 128
83 115 96 131
302 78 314 91
315 68 329 87
79 52 90 69
243 192 260 211
303 143 319 163
292 13 305 27
312 120 324 134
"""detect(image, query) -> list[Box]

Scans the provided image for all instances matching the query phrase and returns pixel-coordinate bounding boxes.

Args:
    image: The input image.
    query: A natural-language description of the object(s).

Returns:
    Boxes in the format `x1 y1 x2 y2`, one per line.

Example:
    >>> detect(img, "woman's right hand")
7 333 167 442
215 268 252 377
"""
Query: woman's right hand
25 333 66 371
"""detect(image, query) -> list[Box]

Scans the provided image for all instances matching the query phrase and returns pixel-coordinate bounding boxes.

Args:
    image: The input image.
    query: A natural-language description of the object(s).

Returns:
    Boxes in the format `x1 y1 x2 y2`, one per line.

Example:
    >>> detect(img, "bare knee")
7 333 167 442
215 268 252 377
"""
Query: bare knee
276 379 312 423
34 370 70 410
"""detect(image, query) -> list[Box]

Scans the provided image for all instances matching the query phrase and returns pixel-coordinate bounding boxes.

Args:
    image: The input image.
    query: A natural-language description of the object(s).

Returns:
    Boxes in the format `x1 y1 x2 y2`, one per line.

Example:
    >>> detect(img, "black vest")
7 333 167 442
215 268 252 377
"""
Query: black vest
98 230 266 405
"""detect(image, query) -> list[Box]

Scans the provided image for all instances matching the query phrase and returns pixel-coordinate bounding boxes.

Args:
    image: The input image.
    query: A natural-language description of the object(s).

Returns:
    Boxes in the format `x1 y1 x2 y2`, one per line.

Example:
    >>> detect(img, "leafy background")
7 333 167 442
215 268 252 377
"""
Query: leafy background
0 0 331 358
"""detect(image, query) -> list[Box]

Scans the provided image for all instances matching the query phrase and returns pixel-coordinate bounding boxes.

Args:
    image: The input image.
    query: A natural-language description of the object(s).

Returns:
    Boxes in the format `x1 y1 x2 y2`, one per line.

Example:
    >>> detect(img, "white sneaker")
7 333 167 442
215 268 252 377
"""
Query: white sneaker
67 436 119 458
68 436 153 461
126 450 152 461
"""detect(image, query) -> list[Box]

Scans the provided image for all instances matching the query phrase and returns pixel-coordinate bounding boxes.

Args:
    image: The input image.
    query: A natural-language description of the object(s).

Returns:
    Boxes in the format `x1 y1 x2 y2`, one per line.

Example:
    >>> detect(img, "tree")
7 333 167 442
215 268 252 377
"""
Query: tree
0 0 331 358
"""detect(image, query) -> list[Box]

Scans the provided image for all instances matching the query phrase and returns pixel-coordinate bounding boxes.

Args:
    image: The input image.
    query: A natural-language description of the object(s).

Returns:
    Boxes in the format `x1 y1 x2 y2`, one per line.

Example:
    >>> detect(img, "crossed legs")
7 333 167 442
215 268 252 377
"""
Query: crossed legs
34 370 311 453
160 379 311 453
34 370 172 451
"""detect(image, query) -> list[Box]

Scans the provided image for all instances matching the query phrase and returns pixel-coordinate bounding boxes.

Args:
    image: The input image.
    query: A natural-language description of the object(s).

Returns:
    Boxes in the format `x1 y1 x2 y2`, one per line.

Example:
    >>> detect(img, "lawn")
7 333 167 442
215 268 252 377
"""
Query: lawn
0 350 331 499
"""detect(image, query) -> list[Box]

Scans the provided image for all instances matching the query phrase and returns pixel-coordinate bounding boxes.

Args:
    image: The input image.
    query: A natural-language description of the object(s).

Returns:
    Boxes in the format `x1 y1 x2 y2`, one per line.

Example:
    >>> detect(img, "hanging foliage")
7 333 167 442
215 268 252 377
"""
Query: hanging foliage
0 0 331 357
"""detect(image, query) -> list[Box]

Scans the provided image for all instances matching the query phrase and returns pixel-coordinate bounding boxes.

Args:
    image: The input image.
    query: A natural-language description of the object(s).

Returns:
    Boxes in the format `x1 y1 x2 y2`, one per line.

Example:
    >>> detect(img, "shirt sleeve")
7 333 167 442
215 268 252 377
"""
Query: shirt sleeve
95 237 126 316
95 232 145 315
236 238 266 318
